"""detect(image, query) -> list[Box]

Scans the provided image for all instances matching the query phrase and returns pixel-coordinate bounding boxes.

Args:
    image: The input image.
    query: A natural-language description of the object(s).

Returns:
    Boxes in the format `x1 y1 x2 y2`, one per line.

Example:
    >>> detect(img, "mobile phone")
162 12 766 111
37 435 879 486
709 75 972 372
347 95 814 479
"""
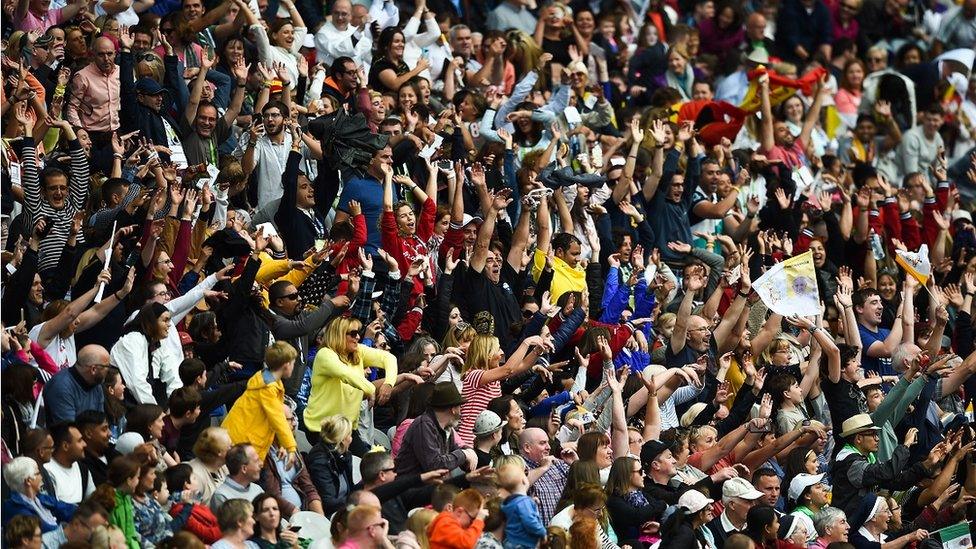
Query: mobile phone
288 525 302 533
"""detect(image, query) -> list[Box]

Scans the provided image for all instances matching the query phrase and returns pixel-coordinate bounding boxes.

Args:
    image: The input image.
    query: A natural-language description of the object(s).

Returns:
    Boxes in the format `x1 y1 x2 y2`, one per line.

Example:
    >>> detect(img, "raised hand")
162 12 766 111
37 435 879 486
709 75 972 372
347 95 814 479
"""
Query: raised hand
648 118 667 144
630 117 645 143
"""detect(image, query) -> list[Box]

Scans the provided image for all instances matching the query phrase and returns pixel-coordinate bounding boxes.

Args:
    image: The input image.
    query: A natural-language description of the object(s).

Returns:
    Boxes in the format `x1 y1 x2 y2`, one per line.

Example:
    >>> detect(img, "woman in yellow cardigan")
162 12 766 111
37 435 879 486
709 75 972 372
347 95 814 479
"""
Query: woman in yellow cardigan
304 316 398 446
222 342 299 467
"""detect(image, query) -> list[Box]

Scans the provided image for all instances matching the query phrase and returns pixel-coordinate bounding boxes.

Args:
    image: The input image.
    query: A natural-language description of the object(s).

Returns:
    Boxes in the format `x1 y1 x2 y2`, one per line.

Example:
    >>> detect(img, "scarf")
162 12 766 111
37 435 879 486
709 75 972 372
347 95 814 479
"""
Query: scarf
843 443 877 464
666 69 694 100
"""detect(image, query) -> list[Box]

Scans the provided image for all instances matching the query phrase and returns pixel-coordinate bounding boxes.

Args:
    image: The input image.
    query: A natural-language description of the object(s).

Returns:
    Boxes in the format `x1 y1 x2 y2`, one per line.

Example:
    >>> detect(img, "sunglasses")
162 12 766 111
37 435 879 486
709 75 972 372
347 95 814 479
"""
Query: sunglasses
346 330 361 338
278 292 300 301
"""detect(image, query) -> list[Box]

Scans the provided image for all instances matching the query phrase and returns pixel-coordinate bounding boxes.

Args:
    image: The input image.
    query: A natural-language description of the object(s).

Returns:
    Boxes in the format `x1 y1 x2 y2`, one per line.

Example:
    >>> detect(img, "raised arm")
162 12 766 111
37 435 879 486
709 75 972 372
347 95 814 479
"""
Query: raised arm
758 73 774 153
469 182 512 273
670 271 704 355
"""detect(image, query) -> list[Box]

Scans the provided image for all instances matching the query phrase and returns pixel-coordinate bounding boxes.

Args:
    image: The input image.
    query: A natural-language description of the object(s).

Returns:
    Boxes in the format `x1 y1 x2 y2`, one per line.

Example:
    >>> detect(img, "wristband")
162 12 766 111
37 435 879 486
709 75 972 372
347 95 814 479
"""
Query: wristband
737 289 750 298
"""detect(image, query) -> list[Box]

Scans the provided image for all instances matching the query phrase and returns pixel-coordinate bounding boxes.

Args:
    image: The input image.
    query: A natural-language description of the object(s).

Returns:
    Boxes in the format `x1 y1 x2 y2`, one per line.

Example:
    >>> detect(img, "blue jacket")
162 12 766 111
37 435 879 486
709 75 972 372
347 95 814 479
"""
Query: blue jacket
3 491 76 533
501 493 546 549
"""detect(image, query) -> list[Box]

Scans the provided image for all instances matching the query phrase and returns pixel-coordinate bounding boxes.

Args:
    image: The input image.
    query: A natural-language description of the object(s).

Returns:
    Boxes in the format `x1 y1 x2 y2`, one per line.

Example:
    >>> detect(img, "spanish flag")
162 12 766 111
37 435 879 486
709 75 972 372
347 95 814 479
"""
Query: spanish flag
895 244 931 286
739 66 828 114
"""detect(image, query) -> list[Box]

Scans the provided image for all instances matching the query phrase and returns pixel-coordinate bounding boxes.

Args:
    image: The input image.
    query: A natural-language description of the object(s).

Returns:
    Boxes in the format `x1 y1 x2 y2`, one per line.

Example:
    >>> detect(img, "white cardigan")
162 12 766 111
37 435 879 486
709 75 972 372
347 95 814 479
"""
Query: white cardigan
110 331 182 405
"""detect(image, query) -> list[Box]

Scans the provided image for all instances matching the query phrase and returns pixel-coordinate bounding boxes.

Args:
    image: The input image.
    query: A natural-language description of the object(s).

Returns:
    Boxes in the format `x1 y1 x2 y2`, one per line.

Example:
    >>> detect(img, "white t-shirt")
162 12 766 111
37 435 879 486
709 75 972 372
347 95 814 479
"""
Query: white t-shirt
29 322 76 371
44 460 94 504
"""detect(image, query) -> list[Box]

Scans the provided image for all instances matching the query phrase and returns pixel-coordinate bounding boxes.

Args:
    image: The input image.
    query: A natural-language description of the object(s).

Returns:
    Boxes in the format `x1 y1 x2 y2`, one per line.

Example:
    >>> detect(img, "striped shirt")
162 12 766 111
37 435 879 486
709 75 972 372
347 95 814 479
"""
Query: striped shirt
21 138 89 272
457 369 501 447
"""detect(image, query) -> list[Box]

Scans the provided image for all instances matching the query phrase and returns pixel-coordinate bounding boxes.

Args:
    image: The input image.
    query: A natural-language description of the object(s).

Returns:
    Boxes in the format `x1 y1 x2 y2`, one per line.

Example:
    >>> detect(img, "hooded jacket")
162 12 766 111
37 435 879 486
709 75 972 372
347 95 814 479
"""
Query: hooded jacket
428 510 484 549
501 493 546 548
221 369 297 462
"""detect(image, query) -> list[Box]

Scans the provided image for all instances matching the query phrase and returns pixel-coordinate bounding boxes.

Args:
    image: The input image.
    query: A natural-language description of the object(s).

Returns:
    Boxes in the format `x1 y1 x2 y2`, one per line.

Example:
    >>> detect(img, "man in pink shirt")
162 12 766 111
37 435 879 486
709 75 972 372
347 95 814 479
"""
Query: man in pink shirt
13 0 87 33
66 37 121 137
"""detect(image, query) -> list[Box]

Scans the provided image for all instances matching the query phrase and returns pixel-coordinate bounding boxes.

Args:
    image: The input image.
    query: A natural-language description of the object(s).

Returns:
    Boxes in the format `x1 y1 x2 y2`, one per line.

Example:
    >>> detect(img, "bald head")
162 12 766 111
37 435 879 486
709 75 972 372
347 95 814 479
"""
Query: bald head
519 427 550 463
745 12 766 40
331 0 352 29
348 490 381 509
92 37 117 73
76 345 110 383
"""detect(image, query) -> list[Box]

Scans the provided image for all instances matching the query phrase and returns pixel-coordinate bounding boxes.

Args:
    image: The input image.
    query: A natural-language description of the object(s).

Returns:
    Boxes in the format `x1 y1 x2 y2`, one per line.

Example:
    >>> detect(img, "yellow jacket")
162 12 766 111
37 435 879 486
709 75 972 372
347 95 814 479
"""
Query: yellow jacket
304 345 398 431
222 370 297 461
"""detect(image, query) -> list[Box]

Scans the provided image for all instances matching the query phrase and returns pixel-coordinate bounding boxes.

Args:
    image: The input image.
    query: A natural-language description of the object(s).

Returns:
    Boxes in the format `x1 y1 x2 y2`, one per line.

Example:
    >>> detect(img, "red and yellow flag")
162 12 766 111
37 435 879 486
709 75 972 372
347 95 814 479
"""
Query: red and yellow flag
739 66 828 114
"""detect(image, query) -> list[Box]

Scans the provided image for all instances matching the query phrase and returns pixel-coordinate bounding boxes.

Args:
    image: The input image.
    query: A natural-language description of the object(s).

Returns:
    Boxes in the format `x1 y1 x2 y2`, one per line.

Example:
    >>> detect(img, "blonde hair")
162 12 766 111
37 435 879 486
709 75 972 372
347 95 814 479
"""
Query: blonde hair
323 316 364 364
320 415 354 452
497 462 528 492
404 508 437 549
462 334 500 375
90 524 126 549
265 341 298 371
493 454 527 470
760 335 795 366
192 427 231 464
690 425 718 451
443 323 475 349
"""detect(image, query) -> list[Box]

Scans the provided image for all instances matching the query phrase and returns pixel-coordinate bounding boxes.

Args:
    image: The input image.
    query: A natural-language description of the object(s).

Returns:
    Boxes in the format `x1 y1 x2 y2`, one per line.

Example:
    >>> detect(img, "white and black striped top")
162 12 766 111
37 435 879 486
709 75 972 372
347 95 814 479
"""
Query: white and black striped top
20 138 89 273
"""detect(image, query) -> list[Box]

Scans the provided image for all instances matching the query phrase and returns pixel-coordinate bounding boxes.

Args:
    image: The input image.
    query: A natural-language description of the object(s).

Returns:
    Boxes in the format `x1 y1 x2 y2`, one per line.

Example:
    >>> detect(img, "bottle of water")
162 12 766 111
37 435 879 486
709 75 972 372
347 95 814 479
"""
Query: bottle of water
870 230 885 260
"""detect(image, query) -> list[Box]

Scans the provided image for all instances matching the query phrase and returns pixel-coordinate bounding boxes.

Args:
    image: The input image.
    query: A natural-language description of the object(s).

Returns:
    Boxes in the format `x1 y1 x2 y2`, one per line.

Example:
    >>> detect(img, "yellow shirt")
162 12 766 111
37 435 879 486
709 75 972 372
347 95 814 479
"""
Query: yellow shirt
304 345 398 431
531 248 586 303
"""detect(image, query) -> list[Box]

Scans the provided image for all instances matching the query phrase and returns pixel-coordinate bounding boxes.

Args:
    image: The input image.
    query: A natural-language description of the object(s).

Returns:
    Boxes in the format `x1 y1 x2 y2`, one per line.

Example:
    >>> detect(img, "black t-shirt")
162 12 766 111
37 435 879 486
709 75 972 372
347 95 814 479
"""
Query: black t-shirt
368 58 409 95
821 376 867 431
463 263 521 349
542 35 575 66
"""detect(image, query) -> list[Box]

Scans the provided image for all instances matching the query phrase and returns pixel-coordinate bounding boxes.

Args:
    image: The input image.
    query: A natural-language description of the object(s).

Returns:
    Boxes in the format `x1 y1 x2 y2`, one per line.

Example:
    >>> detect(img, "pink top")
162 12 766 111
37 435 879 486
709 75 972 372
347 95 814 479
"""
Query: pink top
17 8 65 32
834 87 861 115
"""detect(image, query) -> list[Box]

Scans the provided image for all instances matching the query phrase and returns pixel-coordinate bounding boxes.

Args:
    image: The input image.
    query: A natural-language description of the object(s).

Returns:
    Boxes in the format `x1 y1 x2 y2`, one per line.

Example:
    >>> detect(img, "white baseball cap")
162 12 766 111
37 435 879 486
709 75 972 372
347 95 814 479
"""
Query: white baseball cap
678 489 714 513
788 473 825 502
722 477 765 500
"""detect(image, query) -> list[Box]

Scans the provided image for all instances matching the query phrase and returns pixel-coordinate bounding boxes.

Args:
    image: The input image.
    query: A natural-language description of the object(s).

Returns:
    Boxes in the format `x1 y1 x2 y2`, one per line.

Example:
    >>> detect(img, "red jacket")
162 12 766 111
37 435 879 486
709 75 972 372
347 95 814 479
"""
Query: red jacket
169 502 221 544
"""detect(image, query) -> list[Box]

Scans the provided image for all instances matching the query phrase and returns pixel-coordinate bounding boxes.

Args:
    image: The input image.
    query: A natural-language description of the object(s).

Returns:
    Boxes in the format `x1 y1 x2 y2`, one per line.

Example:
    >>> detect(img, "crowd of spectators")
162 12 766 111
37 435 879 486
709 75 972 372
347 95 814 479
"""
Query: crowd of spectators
1 0 976 547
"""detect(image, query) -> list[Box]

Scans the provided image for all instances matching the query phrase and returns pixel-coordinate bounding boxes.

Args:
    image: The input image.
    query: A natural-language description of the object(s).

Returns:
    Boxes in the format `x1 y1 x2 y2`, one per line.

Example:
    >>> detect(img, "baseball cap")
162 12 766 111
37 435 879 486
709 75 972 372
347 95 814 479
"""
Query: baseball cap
472 410 506 436
115 432 145 455
461 213 483 227
787 473 825 502
640 440 670 464
678 489 714 513
722 477 765 500
135 77 166 95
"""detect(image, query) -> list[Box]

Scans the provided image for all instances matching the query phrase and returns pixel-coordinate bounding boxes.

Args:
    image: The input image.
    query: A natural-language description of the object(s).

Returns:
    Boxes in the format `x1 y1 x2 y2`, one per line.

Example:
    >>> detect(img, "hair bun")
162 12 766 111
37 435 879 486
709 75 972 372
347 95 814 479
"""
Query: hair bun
472 311 495 337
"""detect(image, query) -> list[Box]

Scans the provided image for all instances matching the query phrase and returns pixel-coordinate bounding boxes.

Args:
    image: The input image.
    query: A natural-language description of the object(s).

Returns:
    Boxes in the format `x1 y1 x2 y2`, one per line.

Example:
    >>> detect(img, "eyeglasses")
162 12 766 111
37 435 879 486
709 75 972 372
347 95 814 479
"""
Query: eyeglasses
380 466 396 473
689 326 711 333
346 330 361 339
278 292 300 301
522 310 535 318
154 290 172 298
